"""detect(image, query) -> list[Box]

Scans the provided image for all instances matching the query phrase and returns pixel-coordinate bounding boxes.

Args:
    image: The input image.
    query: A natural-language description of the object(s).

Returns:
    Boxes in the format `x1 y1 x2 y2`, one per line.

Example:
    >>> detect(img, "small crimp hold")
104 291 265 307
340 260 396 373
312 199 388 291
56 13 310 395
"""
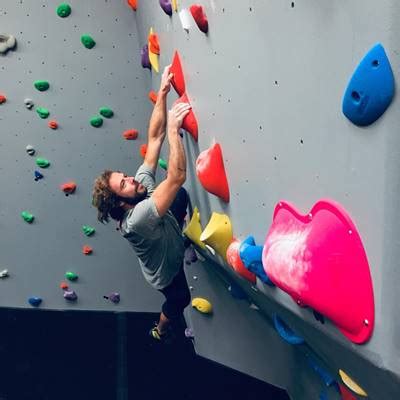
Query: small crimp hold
82 245 93 255
81 34 96 49
0 269 9 278
104 292 120 304
90 116 103 127
60 281 69 290
0 34 16 54
57 3 72 18
26 145 35 156
24 98 34 109
158 158 167 170
28 296 42 307
123 129 138 140
0 94 6 104
148 90 158 104
36 158 50 168
21 211 34 223
65 271 78 281
99 107 113 118
34 170 44 181
48 120 58 129
36 107 50 119
64 290 77 301
139 144 147 158
60 181 76 195
82 225 95 236
34 80 50 91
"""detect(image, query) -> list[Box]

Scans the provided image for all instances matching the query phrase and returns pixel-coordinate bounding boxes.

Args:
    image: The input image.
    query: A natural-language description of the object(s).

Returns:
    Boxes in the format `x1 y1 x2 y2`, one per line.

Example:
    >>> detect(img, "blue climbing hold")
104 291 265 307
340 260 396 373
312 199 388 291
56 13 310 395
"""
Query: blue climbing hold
228 283 247 300
34 170 44 181
28 296 42 307
273 314 304 345
342 43 394 126
239 236 274 286
306 354 336 387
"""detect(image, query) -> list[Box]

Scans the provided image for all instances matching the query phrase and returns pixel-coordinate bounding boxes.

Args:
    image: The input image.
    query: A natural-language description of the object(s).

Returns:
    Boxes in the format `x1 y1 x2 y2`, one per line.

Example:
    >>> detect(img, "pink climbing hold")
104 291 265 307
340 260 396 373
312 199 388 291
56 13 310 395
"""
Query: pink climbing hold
173 93 198 141
196 142 230 202
226 239 256 284
123 129 139 140
262 200 374 344
170 50 186 96
189 4 208 33
48 120 58 129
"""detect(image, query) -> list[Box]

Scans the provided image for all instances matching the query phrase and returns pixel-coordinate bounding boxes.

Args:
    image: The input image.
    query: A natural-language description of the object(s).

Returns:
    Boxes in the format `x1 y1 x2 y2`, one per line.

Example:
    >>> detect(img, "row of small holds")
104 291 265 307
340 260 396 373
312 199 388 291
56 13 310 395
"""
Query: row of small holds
90 107 114 127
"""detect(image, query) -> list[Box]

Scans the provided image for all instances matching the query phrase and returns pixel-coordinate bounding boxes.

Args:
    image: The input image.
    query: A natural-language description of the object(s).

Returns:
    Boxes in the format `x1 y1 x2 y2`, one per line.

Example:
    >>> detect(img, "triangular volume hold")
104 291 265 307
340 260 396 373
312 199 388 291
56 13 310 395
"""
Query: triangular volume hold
171 50 186 96
173 93 198 141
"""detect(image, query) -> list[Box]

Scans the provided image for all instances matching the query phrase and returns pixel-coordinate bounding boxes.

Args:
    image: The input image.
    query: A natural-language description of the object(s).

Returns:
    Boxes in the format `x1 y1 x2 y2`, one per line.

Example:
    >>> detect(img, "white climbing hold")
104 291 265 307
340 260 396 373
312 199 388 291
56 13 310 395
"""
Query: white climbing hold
179 8 191 32
26 145 35 156
0 34 16 53
0 269 9 278
24 98 34 109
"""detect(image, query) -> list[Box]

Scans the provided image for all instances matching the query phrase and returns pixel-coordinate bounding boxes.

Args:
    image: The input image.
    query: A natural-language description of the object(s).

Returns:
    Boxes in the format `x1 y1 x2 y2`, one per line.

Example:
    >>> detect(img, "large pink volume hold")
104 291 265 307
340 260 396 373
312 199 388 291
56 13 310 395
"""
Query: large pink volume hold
262 199 374 344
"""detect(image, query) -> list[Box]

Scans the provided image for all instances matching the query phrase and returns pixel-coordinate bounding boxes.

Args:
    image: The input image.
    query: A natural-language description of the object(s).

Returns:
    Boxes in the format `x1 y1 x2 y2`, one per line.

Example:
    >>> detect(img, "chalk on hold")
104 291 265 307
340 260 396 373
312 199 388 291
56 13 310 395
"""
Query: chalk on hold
24 98 34 109
60 281 69 290
65 271 78 281
170 50 186 96
0 94 6 104
34 80 50 91
273 314 305 345
139 143 147 158
123 129 138 140
189 4 208 33
192 297 212 314
148 90 158 104
226 239 256 283
82 225 95 236
148 28 159 72
342 43 394 126
183 206 206 249
48 120 58 129
36 107 50 119
21 211 34 223
126 0 137 11
0 34 16 54
60 181 76 195
158 158 168 170
64 290 77 301
34 170 44 181
178 8 191 32
99 107 114 118
159 0 172 16
0 269 9 278
90 116 103 127
81 34 96 49
56 3 71 17
36 158 50 168
26 145 35 156
338 370 368 397
28 296 42 307
104 292 120 304
196 142 230 202
141 44 151 69
200 212 233 261
82 245 93 255
173 93 198 141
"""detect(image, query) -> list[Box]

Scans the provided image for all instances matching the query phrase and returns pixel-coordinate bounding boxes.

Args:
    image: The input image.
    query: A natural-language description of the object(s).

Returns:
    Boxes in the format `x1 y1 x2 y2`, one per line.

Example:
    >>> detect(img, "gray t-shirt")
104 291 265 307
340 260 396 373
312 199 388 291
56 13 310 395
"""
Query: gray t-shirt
120 163 184 290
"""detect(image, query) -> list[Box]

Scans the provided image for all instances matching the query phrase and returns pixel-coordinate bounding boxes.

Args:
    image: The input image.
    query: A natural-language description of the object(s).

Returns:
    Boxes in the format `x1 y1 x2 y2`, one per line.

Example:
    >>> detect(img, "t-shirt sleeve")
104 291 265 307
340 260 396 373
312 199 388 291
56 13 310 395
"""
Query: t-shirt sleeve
135 163 156 194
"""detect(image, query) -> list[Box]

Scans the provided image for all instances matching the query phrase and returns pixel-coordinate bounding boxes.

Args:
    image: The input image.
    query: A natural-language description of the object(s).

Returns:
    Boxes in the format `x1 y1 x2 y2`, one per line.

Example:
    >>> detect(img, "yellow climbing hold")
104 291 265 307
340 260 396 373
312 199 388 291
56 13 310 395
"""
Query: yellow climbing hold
192 297 213 314
338 369 368 397
200 212 233 261
183 207 206 249
172 0 178 12
148 27 159 73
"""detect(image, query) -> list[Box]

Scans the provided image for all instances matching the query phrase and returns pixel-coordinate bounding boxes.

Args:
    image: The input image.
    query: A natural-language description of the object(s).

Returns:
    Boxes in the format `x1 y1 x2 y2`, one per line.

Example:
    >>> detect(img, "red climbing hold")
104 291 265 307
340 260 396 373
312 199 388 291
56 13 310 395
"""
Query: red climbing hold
82 245 93 255
48 120 58 129
173 93 198 141
0 94 6 104
123 129 139 140
60 181 77 194
189 4 208 33
60 281 69 290
148 33 160 55
170 51 186 96
196 142 230 202
338 385 357 400
149 90 158 104
127 0 137 11
226 239 256 283
140 143 148 158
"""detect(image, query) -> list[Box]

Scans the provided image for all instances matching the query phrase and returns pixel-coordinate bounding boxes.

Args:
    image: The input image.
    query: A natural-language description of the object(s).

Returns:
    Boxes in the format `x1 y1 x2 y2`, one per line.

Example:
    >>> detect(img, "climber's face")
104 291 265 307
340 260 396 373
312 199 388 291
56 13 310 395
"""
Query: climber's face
109 171 147 205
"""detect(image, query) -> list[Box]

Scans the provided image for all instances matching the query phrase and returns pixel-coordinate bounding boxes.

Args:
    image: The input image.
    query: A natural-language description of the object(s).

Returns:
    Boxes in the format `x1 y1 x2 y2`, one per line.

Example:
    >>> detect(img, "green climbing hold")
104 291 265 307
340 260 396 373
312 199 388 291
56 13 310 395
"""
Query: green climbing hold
36 107 50 119
83 225 95 236
90 116 103 127
81 34 96 49
65 271 78 281
158 158 168 170
57 3 71 17
34 80 50 91
21 211 34 223
36 158 50 168
99 107 114 118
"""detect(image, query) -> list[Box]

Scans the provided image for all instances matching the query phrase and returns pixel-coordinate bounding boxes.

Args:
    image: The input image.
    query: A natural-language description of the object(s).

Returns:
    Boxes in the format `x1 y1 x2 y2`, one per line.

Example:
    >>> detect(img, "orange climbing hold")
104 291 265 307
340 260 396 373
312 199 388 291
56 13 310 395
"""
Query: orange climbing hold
173 93 198 141
48 120 58 129
140 143 148 158
0 94 6 104
148 33 160 55
60 281 69 290
60 181 77 194
149 90 158 104
82 245 93 255
226 239 256 283
127 0 137 10
170 51 186 96
190 4 208 33
196 142 230 202
123 129 139 140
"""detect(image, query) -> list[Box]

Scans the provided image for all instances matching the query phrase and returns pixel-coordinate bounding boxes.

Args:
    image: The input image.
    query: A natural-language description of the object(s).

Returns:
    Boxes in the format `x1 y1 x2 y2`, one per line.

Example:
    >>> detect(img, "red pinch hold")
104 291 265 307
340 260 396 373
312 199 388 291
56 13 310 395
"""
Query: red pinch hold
123 129 139 140
173 93 198 141
48 120 58 129
60 181 77 194
189 4 208 33
170 51 186 96
196 142 230 202
148 33 160 55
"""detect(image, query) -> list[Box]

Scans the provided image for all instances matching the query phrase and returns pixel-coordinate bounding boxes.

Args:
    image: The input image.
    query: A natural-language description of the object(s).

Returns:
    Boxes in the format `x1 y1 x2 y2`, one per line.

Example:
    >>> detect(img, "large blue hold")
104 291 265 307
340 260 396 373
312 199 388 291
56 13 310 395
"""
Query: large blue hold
342 43 394 126
273 314 304 345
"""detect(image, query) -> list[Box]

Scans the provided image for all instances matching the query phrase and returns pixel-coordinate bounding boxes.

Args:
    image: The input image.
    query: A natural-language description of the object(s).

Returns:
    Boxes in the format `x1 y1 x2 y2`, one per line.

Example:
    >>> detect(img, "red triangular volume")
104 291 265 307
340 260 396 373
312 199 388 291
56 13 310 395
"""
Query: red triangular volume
173 93 198 141
189 4 208 33
196 142 230 202
170 51 185 96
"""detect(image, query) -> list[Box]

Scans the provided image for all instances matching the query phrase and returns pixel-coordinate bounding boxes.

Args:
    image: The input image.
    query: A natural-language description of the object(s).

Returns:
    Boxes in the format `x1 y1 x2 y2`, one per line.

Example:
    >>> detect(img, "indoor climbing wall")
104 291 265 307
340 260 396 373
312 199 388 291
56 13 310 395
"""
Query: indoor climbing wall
132 1 400 399
0 0 165 311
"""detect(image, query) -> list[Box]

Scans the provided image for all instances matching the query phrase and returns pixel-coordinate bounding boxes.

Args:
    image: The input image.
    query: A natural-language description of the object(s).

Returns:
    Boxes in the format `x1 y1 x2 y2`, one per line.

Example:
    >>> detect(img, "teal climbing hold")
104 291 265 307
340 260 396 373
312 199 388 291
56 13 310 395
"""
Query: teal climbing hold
82 225 95 236
99 107 114 118
21 211 34 223
81 34 96 49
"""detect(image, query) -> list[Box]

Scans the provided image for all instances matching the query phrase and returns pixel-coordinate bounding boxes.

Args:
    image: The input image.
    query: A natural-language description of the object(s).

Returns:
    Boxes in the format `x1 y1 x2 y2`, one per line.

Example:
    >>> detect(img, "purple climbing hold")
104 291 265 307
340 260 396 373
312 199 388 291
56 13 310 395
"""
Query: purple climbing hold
141 44 151 69
109 292 120 304
185 327 195 339
184 246 198 265
34 170 44 181
159 0 172 16
63 290 77 301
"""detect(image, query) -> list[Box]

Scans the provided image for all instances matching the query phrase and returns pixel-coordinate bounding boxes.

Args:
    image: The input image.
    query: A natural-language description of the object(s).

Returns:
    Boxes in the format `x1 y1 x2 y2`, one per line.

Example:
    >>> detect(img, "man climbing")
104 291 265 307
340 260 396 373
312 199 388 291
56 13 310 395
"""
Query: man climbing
92 65 191 342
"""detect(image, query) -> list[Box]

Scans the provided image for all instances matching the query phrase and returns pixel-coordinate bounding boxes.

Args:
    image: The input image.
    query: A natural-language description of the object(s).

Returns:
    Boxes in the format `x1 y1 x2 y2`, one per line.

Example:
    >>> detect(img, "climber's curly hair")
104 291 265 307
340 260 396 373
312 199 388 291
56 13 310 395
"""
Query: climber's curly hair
92 170 125 223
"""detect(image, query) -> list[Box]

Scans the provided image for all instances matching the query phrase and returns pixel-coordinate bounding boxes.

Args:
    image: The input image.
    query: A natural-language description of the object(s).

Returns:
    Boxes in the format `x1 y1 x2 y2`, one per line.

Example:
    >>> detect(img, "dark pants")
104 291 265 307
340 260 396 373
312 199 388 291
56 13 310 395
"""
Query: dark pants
158 187 190 319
